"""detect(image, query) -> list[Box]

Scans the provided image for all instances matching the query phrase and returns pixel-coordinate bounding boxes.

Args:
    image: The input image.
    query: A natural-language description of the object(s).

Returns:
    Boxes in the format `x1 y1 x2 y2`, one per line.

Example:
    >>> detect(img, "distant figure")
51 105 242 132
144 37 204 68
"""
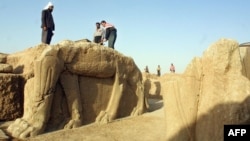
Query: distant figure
100 20 117 49
93 22 105 45
157 65 161 76
170 63 175 73
41 2 55 45
145 66 149 73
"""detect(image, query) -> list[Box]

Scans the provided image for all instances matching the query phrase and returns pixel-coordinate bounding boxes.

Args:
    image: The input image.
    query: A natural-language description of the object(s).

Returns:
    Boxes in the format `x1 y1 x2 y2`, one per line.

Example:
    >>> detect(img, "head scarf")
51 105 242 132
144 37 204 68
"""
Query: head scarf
44 2 53 10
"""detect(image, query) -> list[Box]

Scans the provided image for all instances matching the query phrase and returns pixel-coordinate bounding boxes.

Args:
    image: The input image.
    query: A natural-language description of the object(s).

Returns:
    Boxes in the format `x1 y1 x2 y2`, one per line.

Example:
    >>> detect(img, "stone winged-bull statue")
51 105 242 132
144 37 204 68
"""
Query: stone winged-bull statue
5 39 146 138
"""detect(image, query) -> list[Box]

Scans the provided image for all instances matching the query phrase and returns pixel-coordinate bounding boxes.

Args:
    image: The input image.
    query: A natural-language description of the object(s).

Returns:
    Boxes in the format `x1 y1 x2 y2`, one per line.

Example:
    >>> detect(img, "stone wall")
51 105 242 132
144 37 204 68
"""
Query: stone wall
162 39 250 141
0 74 23 120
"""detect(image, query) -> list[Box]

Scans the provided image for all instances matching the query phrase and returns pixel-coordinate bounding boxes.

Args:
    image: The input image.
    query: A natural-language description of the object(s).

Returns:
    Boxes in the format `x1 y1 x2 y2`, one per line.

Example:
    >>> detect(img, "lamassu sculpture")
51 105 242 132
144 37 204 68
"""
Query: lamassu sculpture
6 39 146 138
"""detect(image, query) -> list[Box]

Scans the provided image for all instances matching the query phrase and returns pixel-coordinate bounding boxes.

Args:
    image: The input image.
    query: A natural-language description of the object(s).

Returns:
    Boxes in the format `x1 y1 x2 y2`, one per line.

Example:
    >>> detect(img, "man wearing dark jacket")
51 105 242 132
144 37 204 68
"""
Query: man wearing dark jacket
100 20 117 49
41 2 55 45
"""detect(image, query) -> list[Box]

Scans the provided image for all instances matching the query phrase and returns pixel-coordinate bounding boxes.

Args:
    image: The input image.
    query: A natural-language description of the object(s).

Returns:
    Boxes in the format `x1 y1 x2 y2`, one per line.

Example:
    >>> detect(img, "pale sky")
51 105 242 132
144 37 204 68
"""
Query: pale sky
0 0 250 74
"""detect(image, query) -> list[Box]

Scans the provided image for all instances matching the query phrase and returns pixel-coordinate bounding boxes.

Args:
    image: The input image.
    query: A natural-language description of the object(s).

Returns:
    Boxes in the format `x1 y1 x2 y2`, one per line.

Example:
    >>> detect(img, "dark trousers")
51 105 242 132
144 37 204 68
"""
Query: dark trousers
42 28 53 44
94 36 103 44
157 71 161 76
108 31 117 49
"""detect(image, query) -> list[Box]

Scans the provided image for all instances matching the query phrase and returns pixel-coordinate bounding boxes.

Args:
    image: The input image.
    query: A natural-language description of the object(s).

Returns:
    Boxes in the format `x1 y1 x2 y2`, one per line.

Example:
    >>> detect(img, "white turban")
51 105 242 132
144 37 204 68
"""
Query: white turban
44 2 53 9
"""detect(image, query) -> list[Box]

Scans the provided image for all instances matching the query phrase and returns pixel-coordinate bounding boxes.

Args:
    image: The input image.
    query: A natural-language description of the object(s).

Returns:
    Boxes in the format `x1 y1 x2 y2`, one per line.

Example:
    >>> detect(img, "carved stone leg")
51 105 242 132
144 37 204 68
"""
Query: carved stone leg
95 70 123 124
130 81 146 116
59 71 83 129
7 48 63 138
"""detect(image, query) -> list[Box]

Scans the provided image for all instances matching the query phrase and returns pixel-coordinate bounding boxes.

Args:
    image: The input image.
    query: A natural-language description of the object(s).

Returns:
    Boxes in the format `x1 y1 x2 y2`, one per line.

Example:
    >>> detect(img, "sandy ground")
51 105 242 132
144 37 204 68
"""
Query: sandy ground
0 99 166 141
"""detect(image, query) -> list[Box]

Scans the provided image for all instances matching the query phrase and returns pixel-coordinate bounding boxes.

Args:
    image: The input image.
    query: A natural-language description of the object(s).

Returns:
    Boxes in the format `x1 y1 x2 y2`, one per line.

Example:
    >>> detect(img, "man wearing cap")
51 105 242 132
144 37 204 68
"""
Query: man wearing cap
41 2 55 45
100 20 117 49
